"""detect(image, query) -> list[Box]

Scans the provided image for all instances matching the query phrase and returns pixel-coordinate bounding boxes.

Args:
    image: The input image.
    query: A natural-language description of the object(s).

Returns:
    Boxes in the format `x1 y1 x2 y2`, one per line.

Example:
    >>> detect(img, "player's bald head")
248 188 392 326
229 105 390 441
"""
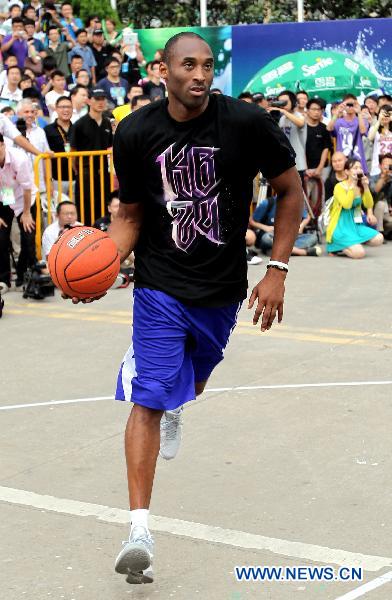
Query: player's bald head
162 32 211 65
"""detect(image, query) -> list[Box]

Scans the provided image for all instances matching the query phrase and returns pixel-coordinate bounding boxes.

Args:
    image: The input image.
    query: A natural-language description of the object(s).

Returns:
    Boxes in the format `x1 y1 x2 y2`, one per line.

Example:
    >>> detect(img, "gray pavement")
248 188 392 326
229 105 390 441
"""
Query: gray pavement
1 244 392 600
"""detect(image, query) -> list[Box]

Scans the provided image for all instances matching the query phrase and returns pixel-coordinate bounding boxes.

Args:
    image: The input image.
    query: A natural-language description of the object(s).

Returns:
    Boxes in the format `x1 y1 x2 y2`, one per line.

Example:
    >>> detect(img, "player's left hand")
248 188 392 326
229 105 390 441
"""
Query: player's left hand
248 268 286 332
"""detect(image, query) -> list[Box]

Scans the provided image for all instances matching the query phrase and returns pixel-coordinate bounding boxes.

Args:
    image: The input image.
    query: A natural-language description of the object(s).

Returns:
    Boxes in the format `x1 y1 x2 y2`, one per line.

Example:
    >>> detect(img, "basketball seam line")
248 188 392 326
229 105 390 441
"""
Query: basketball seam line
63 231 108 274
67 254 119 283
52 226 77 288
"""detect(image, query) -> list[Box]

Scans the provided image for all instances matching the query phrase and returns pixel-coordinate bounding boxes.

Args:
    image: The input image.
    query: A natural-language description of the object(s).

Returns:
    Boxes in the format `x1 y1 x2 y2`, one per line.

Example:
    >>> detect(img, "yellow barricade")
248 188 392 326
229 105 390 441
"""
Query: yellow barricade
34 149 115 259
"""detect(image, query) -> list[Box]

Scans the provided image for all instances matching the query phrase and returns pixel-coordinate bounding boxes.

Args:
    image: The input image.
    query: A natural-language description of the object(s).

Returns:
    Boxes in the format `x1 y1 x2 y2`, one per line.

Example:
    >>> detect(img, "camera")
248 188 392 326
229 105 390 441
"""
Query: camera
15 117 27 137
382 104 392 114
22 261 55 300
345 102 354 107
270 100 287 108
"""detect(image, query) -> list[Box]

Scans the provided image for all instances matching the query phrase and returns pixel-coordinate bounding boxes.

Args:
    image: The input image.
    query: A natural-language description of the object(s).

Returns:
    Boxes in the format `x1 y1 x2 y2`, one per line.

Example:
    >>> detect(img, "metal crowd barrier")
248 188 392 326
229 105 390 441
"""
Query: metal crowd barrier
33 149 114 259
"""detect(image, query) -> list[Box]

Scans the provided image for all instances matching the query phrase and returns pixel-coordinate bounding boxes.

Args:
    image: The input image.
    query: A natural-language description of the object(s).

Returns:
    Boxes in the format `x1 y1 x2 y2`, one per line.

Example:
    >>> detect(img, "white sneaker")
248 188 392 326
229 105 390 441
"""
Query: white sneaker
159 407 183 460
115 526 154 584
247 255 263 265
246 249 263 265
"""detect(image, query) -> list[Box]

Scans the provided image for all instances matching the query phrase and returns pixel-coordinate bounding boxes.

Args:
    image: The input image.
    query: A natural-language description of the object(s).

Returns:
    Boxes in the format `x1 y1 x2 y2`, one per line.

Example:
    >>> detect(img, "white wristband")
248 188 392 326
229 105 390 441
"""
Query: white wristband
267 260 289 272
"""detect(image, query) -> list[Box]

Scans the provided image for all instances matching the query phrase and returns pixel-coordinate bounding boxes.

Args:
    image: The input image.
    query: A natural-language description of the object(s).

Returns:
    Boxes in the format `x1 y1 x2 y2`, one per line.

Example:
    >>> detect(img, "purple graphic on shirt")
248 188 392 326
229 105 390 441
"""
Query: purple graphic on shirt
156 144 222 251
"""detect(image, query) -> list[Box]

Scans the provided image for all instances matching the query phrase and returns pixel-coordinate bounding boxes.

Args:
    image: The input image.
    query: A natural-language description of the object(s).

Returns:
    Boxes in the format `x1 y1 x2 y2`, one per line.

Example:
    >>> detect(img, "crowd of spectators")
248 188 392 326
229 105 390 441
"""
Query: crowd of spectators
0 1 391 298
238 89 392 261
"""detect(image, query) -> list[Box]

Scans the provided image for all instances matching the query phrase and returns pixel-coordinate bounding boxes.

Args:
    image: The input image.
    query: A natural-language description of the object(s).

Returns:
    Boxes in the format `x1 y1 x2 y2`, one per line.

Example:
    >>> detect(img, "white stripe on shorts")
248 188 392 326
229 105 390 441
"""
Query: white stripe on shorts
121 343 137 402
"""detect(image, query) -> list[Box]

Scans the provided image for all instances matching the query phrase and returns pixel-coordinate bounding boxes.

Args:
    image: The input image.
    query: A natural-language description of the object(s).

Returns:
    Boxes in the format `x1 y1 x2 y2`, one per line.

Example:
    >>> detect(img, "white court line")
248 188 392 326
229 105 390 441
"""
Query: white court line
0 486 391 573
1 380 392 411
0 396 113 411
334 571 392 599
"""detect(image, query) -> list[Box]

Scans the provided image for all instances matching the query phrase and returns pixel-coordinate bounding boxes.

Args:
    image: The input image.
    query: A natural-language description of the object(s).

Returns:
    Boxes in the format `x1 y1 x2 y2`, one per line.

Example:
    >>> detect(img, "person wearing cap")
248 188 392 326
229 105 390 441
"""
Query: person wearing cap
90 28 113 81
70 87 113 224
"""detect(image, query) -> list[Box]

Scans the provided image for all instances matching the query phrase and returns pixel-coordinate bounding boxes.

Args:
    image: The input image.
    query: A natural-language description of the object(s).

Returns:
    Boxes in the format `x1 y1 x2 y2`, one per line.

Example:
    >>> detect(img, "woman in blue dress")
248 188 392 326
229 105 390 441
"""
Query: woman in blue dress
326 158 383 258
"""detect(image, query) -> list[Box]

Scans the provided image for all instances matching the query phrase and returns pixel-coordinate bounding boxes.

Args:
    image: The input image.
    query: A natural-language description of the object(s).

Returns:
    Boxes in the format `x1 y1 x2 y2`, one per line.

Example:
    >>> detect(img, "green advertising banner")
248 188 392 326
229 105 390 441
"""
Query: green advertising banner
243 50 379 102
133 19 391 100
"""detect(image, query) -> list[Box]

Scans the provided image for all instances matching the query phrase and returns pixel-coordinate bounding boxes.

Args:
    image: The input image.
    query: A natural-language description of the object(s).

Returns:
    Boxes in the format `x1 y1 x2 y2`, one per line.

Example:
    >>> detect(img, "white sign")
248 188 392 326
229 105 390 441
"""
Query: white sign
261 61 294 85
344 57 360 74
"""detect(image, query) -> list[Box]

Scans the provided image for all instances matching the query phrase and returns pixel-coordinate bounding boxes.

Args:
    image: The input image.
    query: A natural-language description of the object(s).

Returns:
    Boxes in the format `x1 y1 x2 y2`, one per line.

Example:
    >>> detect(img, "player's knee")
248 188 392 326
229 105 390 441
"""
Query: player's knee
131 403 163 422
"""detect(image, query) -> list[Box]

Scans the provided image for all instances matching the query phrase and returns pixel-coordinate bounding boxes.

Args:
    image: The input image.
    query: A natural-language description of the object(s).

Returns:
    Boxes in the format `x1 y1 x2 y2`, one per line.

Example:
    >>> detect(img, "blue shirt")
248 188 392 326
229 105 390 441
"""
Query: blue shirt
60 17 83 40
68 44 96 75
96 77 129 106
253 197 307 226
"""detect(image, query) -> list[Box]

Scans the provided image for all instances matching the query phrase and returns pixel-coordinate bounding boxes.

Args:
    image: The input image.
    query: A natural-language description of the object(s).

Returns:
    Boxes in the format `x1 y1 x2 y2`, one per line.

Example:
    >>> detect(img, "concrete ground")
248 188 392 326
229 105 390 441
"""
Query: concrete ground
1 244 392 600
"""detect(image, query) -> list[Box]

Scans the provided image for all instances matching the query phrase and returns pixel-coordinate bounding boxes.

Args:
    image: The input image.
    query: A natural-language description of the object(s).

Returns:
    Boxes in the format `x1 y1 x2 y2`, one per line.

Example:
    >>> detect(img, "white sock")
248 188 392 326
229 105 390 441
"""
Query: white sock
167 406 182 415
130 508 149 533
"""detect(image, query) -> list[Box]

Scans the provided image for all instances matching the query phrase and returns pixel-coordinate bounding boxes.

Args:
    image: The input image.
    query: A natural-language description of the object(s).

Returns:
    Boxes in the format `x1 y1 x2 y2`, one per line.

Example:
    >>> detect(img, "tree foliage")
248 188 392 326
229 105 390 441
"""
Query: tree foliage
117 0 391 27
76 0 117 23
304 0 391 20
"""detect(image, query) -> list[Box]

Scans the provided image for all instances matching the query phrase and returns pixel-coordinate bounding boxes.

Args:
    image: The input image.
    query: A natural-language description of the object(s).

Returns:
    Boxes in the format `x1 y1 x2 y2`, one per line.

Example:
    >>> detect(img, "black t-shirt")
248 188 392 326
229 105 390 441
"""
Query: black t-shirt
113 94 295 307
70 113 113 153
142 80 166 101
90 44 113 81
93 215 111 231
44 120 73 180
324 172 348 200
305 122 333 169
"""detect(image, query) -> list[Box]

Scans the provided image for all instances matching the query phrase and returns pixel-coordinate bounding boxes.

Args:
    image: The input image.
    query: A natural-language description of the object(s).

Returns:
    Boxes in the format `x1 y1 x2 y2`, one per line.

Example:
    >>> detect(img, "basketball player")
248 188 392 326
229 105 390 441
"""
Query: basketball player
68 32 304 583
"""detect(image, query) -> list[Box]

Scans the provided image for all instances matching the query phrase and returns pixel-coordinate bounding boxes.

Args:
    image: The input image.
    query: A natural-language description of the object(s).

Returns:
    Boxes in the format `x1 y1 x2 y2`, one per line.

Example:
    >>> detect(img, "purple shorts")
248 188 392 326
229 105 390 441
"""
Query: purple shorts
115 288 241 411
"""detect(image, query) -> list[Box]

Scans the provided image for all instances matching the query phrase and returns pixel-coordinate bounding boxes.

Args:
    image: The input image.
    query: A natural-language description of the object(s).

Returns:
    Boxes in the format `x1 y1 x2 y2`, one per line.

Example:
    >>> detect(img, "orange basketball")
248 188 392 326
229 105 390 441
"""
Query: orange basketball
48 226 120 299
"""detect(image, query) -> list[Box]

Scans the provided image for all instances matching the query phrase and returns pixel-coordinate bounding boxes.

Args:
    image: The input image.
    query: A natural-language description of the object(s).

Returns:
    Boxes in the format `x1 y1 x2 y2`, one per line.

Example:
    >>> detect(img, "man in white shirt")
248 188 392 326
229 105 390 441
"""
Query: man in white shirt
0 55 17 87
0 64 22 101
16 98 50 190
0 131 36 289
44 69 70 120
0 4 22 38
41 199 81 258
0 105 43 156
69 84 89 122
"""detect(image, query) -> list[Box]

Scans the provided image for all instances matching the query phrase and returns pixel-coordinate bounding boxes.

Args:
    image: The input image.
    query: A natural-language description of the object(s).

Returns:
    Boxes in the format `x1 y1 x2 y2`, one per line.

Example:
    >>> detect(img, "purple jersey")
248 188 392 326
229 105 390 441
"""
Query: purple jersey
333 117 369 173
2 35 28 69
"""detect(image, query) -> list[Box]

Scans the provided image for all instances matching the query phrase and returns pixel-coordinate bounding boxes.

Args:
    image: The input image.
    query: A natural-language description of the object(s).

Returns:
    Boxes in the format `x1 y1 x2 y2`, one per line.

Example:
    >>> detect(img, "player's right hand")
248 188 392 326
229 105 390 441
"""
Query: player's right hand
61 292 107 304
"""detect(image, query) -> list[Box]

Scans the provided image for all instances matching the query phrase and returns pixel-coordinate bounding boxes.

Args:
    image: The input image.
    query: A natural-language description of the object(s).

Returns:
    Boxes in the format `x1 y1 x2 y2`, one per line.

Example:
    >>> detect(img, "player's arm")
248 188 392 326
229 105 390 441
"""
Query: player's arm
248 166 303 332
107 201 143 262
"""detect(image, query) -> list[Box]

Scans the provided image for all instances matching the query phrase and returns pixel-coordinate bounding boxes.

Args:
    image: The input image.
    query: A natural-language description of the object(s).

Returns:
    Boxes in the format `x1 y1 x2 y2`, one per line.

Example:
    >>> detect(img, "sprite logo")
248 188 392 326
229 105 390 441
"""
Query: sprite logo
302 57 333 77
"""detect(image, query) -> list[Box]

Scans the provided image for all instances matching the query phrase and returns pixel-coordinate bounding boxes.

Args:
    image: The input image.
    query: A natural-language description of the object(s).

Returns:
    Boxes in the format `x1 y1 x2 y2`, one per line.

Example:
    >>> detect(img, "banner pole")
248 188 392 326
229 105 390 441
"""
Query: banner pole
200 0 207 27
297 0 304 22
